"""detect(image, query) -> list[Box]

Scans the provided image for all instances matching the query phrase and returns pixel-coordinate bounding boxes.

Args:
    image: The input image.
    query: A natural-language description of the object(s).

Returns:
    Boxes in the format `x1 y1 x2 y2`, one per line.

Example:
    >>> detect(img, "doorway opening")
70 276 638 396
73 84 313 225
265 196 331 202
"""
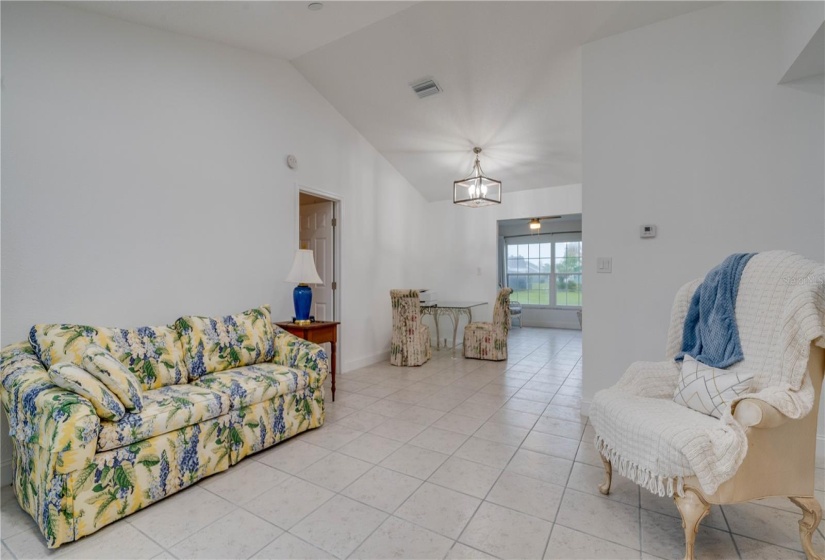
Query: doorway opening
298 189 340 322
496 213 582 330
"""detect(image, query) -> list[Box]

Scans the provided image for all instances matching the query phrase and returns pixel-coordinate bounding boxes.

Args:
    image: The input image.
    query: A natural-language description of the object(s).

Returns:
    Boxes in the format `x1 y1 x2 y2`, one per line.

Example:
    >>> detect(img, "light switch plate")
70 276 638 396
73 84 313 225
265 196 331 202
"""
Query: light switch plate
597 257 612 273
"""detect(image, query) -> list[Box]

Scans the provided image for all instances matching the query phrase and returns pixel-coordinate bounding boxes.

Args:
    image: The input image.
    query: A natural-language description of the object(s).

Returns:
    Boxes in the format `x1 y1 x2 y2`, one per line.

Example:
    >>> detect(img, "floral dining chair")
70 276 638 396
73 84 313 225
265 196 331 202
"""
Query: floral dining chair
463 288 513 361
390 289 432 366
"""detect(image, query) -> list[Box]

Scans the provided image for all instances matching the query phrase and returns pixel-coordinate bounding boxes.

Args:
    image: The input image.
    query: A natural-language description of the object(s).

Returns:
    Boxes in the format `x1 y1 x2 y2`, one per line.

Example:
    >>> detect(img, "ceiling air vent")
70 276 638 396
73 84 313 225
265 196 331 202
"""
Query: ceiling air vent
410 77 442 99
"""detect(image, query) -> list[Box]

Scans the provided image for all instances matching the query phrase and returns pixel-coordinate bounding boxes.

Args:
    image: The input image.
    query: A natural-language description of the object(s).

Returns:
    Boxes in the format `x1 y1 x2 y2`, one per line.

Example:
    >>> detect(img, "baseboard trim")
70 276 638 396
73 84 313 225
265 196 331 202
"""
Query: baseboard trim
343 351 390 373
1 459 11 487
519 320 581 331
580 399 591 418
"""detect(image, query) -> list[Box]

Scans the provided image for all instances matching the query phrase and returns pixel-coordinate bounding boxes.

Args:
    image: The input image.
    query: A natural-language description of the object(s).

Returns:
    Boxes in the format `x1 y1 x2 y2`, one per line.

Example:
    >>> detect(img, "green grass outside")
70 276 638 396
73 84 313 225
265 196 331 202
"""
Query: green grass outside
510 289 582 306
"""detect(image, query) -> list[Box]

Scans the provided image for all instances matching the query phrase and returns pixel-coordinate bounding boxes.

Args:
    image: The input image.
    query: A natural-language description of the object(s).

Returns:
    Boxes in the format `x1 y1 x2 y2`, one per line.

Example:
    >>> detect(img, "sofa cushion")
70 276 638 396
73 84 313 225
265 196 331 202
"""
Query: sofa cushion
175 306 276 379
29 323 188 391
83 344 144 412
48 362 126 421
672 355 754 418
97 384 229 452
191 363 310 409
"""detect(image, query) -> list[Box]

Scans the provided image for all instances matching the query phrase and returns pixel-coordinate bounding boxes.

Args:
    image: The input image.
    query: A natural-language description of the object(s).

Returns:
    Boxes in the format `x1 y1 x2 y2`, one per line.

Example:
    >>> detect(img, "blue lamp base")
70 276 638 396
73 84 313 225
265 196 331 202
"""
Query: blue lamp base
293 284 313 325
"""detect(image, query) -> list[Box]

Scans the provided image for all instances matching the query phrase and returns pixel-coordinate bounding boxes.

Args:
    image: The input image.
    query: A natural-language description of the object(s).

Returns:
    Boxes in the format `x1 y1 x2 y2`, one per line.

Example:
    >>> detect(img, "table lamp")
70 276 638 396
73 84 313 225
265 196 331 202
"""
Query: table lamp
285 249 323 325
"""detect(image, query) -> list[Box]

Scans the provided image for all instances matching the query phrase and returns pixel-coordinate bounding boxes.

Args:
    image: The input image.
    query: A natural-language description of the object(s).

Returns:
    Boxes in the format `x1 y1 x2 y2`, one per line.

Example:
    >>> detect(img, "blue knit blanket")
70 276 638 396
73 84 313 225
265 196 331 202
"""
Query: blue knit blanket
676 253 756 368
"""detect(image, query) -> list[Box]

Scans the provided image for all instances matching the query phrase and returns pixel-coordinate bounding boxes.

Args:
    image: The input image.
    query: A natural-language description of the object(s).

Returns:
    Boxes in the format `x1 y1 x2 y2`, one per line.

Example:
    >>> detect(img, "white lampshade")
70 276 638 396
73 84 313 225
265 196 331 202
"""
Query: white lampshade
285 249 323 284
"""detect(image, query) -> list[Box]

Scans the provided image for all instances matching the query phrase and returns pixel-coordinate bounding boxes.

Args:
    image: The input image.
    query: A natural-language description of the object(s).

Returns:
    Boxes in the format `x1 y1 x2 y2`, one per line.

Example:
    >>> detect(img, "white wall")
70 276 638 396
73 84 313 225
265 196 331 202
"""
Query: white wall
425 185 582 341
582 0 824 420
1 2 430 482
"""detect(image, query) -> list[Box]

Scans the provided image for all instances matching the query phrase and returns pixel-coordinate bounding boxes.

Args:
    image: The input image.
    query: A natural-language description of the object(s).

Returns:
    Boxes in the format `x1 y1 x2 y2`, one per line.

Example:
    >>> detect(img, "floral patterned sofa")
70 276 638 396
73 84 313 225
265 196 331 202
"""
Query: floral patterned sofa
0 305 327 549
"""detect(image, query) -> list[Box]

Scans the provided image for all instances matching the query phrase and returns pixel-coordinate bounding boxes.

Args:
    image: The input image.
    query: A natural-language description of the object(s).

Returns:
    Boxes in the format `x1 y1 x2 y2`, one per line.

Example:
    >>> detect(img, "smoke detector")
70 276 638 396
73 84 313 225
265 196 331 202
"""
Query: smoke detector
410 77 442 99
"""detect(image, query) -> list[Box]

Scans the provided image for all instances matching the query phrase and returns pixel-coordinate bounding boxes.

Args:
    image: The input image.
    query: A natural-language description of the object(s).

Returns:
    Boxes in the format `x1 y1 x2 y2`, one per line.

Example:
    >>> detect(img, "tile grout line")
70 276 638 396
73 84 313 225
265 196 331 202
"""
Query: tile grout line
541 366 582 560
451 356 569 557
1 540 20 560
716 500 743 559
231 472 339 554
363 336 564 555
637 491 643 559
356 332 578 560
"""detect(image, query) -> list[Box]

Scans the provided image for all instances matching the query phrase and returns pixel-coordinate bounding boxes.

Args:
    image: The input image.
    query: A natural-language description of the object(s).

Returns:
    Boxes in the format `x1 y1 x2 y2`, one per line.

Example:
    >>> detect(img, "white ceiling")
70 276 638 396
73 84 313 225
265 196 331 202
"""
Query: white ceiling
71 1 416 60
72 1 716 201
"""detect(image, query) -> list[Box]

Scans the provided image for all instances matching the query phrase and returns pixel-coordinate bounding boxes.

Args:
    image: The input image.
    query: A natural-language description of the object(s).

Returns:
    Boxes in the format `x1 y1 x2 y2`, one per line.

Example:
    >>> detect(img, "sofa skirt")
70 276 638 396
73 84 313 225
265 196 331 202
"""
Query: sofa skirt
228 385 326 465
11 437 72 548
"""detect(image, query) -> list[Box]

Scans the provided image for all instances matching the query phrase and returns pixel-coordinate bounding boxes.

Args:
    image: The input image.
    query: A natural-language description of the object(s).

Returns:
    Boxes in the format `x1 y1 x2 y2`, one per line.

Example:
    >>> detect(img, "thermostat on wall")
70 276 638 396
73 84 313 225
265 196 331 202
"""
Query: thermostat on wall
640 225 657 238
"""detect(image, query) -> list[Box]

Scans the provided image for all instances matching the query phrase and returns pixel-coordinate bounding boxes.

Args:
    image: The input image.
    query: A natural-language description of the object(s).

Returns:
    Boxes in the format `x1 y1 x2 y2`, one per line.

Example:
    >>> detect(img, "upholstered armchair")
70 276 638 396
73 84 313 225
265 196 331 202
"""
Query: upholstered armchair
590 252 825 560
390 289 432 367
464 287 513 361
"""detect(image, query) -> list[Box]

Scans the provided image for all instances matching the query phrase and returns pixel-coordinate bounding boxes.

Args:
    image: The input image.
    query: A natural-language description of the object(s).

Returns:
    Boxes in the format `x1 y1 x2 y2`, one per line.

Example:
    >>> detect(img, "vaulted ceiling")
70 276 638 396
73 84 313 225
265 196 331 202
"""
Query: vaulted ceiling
73 1 715 201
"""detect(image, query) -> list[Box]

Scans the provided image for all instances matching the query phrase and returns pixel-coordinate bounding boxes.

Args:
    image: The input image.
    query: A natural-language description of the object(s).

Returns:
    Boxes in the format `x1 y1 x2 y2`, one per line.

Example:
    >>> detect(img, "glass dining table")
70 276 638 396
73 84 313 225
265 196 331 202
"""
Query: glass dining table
420 301 488 352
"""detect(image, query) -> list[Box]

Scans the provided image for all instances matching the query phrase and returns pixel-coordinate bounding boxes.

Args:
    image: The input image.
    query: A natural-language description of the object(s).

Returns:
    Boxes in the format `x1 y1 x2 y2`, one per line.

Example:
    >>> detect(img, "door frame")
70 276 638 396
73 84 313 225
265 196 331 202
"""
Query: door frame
295 184 342 324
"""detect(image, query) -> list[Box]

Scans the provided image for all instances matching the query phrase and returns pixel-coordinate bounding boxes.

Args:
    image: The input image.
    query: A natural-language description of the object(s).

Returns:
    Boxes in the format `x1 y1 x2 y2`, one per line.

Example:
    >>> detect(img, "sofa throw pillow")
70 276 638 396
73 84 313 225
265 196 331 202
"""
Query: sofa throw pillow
672 355 754 418
82 344 144 412
175 305 276 378
48 362 126 421
29 323 188 391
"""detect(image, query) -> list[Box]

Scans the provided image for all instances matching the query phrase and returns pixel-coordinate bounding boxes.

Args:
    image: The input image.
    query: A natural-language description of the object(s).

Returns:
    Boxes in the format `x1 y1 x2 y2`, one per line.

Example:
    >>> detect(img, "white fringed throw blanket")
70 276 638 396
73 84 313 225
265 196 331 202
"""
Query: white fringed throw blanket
590 251 825 497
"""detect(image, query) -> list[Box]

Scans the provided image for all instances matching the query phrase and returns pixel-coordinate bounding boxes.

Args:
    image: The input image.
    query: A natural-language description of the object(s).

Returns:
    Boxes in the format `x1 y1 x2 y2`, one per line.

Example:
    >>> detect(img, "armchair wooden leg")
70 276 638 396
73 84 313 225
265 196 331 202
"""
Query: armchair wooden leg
674 488 710 560
789 496 823 560
598 454 612 495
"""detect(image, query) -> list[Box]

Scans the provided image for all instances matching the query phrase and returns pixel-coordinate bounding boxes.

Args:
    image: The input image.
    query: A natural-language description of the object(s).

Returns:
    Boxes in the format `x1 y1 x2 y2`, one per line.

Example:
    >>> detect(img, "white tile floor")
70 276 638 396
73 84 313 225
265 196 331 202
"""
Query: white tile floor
1 327 824 559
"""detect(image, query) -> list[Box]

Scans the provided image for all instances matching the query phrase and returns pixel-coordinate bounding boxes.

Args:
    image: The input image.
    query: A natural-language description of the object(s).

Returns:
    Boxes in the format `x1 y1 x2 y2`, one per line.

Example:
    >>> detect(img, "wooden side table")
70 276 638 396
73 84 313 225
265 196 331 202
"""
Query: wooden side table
275 321 340 401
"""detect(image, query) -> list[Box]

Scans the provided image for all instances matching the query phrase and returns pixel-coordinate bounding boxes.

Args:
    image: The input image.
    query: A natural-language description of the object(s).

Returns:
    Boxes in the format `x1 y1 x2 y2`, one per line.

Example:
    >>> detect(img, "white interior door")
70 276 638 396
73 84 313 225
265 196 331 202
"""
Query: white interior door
299 201 334 321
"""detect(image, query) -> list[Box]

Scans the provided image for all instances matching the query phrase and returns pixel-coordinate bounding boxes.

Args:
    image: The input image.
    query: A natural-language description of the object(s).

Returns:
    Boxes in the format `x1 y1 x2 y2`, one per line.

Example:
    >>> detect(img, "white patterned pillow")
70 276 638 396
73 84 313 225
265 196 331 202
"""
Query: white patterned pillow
48 362 126 421
672 355 754 418
82 344 144 412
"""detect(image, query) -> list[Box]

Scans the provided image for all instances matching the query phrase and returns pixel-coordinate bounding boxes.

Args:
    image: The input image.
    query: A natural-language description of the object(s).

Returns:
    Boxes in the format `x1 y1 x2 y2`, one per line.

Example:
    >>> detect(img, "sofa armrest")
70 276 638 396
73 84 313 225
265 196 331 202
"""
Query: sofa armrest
1 342 99 472
271 328 329 388
733 398 791 429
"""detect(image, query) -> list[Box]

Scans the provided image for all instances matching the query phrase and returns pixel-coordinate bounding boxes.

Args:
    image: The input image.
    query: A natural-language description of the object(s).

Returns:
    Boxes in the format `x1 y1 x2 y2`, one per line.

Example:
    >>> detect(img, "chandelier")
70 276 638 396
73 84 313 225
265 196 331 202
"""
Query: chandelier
453 147 502 207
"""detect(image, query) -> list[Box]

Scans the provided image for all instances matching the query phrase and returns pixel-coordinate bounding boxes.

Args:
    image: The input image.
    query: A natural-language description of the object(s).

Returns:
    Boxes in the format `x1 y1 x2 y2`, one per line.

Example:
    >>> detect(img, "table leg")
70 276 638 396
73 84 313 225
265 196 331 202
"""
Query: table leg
451 309 460 353
434 309 441 350
331 340 337 402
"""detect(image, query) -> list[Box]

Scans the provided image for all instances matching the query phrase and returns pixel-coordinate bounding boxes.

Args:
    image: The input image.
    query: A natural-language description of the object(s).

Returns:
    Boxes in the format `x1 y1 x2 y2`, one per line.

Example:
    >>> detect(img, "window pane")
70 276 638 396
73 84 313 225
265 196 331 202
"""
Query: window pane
568 242 582 258
540 243 552 258
577 274 583 306
556 273 582 307
556 257 582 273
508 274 527 291
540 258 551 273
555 242 567 258
507 245 518 259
